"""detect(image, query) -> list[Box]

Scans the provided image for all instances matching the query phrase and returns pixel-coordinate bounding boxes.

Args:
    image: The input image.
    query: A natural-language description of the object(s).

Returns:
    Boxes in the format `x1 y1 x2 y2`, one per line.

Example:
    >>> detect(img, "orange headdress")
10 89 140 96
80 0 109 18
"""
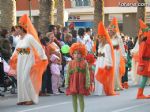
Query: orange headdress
96 21 116 95
19 14 40 43
70 42 87 58
108 17 120 33
10 14 48 94
138 19 149 38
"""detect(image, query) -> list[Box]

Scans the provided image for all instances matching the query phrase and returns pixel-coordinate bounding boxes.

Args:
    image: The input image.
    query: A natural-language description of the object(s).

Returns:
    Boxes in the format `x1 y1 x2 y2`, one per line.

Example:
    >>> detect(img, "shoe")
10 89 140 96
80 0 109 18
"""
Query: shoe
17 102 25 105
124 82 129 89
54 92 60 95
24 101 34 105
39 92 50 96
136 88 150 99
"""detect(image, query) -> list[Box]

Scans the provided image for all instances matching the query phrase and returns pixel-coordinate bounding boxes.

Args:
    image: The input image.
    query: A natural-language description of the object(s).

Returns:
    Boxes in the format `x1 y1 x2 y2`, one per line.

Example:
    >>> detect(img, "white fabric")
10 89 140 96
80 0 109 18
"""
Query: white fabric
13 34 47 104
76 36 84 44
83 33 93 52
93 44 112 96
130 40 140 85
111 35 126 89
12 36 20 48
3 59 10 73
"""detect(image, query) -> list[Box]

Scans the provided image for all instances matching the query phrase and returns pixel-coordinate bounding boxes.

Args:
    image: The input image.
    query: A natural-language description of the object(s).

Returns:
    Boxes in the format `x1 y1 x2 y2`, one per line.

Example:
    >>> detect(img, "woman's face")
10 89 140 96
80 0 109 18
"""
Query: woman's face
98 35 106 44
109 30 115 37
16 27 24 35
73 51 81 60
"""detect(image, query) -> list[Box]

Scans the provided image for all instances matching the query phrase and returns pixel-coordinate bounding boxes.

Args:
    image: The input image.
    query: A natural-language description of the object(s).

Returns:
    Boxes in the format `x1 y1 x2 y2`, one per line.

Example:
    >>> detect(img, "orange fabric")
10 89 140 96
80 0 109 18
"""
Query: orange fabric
92 42 96 53
9 53 18 70
10 14 48 94
110 18 125 85
138 19 148 38
119 55 125 77
70 43 87 58
96 22 116 95
133 53 139 62
109 17 120 33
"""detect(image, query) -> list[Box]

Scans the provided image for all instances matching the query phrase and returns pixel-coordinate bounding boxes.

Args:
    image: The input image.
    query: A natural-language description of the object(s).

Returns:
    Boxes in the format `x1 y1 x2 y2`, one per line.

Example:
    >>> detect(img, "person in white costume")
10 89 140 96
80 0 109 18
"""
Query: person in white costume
131 39 140 85
10 15 47 105
94 22 117 96
108 18 126 91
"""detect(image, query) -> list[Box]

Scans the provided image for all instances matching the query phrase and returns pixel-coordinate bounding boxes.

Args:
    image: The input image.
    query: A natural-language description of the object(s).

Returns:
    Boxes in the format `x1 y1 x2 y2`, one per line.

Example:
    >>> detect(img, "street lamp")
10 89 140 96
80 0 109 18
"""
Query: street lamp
28 0 32 19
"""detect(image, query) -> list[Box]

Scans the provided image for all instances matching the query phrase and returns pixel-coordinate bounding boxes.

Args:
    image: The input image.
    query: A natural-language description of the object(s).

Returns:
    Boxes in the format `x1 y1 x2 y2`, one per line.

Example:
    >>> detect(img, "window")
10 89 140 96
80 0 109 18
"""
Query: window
74 0 91 7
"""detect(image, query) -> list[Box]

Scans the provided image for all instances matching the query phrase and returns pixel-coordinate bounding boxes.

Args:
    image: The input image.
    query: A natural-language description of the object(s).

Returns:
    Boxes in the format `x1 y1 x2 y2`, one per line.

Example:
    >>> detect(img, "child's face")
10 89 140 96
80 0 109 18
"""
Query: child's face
73 51 81 60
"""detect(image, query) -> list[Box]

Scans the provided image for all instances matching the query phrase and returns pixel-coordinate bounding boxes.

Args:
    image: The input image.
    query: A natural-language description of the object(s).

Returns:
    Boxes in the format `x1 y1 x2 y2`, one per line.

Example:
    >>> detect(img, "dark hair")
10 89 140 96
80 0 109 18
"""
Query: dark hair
55 32 61 40
78 28 85 36
70 29 77 38
18 26 27 33
11 26 18 32
43 36 50 43
0 29 8 38
86 27 91 32
62 27 68 32
48 25 56 32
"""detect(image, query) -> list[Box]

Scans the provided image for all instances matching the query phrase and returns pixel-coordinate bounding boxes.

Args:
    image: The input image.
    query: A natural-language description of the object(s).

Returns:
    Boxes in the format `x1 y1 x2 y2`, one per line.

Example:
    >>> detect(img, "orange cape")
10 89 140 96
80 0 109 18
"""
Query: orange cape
9 14 48 94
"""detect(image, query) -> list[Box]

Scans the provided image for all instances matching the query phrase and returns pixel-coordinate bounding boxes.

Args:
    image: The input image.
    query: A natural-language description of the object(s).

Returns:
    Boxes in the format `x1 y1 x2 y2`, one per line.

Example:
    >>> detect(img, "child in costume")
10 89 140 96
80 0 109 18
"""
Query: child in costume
65 43 90 112
94 22 117 96
50 54 62 95
85 54 95 94
136 19 150 99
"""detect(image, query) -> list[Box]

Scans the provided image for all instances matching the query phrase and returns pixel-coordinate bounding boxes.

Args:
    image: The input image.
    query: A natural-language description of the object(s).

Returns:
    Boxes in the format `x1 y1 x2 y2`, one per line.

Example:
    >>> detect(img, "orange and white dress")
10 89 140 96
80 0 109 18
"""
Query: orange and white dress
11 34 47 104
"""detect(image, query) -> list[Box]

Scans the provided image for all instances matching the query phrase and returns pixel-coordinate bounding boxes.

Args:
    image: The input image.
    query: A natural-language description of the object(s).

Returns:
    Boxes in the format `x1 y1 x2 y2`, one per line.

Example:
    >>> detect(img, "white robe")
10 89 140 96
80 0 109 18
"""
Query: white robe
130 40 140 85
13 34 47 104
111 35 126 90
93 44 113 95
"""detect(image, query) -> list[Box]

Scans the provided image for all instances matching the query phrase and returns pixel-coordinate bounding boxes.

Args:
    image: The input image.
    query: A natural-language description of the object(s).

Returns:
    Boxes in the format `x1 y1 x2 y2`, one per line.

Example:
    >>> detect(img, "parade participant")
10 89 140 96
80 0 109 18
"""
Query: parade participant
108 17 126 91
136 19 150 99
131 38 140 85
65 43 90 112
85 53 95 93
9 14 48 105
95 22 117 96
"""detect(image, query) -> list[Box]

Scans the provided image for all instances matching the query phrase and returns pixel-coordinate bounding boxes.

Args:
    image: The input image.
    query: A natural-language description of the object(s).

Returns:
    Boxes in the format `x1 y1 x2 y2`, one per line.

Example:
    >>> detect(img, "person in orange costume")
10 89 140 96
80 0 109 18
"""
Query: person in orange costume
95 21 117 96
108 17 126 91
136 19 150 99
9 14 48 105
65 43 90 112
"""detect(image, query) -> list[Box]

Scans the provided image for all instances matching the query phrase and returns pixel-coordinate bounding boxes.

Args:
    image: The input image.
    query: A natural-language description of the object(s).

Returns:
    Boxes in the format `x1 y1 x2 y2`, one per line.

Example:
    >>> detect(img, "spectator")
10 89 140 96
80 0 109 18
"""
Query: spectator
77 28 85 44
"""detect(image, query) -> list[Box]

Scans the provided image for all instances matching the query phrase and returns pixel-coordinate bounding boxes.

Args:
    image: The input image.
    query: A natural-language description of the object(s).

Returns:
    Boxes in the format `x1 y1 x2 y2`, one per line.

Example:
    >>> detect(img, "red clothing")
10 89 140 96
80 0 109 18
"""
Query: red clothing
66 60 90 96
89 65 95 92
137 32 150 76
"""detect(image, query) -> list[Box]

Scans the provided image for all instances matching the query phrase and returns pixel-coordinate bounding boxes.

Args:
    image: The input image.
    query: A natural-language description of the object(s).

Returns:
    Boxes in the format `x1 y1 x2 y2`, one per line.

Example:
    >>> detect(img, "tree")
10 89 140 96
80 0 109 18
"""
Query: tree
56 0 64 26
0 0 16 30
136 0 146 31
38 0 55 34
93 0 104 34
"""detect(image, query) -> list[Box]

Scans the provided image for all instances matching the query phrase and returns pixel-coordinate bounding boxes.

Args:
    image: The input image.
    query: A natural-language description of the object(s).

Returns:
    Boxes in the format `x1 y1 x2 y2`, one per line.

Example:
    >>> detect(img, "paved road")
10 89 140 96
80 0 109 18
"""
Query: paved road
0 86 150 112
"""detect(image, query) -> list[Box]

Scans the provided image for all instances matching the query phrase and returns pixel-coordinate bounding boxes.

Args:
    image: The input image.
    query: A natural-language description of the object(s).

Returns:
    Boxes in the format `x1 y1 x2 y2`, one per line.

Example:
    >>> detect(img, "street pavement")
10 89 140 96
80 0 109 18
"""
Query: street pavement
0 86 150 112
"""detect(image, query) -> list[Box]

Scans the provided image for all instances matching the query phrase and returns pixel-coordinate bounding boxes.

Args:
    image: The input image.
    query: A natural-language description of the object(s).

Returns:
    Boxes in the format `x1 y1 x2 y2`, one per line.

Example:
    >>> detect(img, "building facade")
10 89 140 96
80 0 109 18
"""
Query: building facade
16 0 150 37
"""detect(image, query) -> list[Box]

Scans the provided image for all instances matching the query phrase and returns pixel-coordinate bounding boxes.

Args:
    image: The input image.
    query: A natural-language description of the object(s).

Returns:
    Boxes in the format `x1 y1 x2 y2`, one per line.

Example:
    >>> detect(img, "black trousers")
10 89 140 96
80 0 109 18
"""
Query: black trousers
0 62 4 85
41 64 53 93
122 67 128 83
